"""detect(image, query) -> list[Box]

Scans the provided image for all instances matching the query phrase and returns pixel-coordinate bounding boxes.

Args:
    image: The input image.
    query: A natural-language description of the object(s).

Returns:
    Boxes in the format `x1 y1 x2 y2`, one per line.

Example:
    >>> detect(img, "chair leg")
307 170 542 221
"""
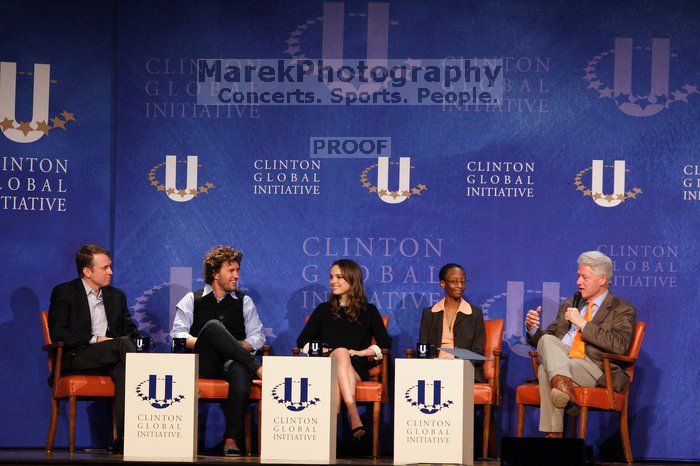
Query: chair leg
577 406 588 440
244 410 252 455
68 396 77 453
620 405 633 463
567 413 577 438
516 404 525 437
371 401 381 459
45 397 59 452
489 410 497 458
482 404 491 459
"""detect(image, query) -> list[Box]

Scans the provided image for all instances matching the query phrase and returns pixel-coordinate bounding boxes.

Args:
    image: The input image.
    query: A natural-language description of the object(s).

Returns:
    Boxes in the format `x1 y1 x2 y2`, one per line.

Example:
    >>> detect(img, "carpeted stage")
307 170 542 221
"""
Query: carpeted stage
0 449 691 466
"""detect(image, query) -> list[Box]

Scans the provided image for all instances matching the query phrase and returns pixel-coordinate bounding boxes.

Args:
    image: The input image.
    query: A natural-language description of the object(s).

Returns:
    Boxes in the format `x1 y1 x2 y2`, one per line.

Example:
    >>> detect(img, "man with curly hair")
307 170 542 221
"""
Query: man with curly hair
171 245 265 456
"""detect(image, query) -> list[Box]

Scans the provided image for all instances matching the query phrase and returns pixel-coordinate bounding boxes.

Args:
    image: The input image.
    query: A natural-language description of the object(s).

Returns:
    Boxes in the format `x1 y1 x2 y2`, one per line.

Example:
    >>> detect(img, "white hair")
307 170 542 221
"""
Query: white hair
578 250 613 285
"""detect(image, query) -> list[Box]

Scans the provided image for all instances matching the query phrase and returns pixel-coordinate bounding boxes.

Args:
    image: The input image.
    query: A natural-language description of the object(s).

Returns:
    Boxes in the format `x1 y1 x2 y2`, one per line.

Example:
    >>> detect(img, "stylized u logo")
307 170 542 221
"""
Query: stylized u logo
417 380 441 414
377 157 411 204
591 160 626 207
505 281 561 357
0 62 50 143
321 2 388 93
613 38 670 117
148 374 173 409
284 377 309 412
165 155 198 202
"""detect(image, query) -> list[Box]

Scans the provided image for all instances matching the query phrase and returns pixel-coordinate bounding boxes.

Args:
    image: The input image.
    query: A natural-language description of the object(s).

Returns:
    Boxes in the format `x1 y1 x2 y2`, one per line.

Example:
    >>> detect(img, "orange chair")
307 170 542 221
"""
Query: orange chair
293 315 390 459
475 319 504 459
405 318 503 459
197 345 269 455
41 311 116 453
515 322 647 463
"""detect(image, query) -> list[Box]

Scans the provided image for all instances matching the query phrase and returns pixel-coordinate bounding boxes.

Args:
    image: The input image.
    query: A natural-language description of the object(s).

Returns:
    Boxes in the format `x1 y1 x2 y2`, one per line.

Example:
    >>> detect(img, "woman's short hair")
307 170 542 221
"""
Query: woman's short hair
438 263 464 281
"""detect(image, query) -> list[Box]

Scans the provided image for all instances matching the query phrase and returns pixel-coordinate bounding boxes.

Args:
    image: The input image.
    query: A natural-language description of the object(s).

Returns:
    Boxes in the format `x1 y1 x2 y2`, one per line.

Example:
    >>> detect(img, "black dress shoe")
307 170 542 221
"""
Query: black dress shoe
111 438 124 455
351 425 366 439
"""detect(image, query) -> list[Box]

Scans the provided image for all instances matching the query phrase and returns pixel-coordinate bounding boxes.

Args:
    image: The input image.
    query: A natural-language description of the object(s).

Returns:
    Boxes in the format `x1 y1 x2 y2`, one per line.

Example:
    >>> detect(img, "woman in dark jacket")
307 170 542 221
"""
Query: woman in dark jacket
419 263 486 382
297 259 391 438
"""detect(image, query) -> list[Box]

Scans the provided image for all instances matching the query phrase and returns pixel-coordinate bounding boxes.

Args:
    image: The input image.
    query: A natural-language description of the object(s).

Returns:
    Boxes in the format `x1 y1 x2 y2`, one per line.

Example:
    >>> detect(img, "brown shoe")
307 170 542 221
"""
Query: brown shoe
545 432 563 438
550 375 577 409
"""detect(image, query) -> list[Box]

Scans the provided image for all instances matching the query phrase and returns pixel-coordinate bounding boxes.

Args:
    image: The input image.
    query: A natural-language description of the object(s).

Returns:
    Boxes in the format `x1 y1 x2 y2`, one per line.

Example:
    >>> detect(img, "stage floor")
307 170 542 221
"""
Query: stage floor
0 449 692 466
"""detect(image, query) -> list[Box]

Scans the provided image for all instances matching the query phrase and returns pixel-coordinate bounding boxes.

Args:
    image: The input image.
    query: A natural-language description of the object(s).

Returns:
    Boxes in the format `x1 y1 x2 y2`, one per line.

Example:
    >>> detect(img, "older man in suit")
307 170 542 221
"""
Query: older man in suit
524 250 636 437
48 244 139 453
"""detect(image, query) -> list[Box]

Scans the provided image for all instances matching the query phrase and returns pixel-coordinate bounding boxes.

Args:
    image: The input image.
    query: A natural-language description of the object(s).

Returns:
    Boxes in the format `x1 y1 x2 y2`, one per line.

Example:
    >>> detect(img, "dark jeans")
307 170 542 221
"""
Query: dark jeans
195 320 261 440
69 336 137 439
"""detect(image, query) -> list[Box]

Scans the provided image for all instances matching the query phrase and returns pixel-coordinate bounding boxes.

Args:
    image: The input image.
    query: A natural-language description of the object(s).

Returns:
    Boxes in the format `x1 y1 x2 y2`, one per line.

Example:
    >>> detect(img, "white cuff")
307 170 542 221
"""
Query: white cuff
90 335 97 344
301 342 310 355
370 344 382 360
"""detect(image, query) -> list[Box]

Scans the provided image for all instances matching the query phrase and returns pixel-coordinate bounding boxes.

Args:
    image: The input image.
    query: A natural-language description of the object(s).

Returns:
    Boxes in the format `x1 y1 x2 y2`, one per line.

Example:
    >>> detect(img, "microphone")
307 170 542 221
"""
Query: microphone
568 291 583 331
572 291 582 309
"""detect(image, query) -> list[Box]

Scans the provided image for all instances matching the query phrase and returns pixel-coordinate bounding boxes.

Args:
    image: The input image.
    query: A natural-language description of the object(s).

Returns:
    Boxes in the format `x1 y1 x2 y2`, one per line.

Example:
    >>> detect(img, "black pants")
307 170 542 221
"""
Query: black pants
69 336 136 440
195 320 261 440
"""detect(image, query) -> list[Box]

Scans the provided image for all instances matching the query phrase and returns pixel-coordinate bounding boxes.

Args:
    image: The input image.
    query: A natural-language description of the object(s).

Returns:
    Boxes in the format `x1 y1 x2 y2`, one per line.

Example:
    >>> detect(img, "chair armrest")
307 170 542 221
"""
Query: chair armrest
528 351 540 379
404 349 414 358
491 349 502 405
380 349 391 403
260 345 271 356
291 348 301 356
42 342 65 394
600 351 635 410
599 352 637 364
42 342 64 351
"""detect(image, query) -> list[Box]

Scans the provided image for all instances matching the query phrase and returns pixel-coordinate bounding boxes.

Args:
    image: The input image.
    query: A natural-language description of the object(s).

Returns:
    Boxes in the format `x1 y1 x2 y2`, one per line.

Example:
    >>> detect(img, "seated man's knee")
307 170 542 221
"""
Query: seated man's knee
537 334 557 352
117 335 137 352
203 319 226 331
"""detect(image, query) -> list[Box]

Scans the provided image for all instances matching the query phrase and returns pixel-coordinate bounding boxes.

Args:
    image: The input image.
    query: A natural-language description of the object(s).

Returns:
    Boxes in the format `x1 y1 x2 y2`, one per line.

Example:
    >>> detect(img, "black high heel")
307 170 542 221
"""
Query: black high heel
352 425 366 439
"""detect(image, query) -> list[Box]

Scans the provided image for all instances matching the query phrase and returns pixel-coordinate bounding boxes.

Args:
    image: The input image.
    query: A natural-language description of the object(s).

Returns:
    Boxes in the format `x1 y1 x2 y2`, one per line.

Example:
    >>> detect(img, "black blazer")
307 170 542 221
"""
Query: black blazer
419 302 486 383
48 278 138 371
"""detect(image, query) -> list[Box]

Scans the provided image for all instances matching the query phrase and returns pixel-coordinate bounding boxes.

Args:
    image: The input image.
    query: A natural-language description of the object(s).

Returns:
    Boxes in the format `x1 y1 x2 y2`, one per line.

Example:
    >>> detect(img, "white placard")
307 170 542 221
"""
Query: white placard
124 353 198 461
261 356 338 463
394 359 474 465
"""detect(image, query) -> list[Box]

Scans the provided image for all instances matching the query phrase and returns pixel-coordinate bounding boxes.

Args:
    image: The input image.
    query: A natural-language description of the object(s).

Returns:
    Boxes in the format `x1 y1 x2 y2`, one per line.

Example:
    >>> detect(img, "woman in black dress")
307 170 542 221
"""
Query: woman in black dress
297 259 391 438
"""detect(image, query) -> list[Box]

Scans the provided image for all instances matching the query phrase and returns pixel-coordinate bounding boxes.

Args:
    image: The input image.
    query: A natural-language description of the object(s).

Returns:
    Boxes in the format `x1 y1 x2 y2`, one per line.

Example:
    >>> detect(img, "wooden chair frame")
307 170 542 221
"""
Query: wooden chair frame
516 322 647 463
41 311 116 453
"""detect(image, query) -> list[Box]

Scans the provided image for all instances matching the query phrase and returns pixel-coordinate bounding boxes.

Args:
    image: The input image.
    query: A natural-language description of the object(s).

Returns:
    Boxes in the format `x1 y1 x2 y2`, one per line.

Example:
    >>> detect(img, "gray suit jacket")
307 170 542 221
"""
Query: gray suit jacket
527 292 636 391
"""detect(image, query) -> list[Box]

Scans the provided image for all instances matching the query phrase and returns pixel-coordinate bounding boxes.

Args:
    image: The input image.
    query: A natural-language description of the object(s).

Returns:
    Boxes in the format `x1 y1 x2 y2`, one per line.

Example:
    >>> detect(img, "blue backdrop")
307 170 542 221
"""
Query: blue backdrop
1 0 698 461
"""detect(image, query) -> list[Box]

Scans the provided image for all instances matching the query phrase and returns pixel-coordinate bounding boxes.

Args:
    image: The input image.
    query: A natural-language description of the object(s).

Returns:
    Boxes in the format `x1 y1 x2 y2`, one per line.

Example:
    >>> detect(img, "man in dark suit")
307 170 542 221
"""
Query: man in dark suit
48 244 139 452
524 251 636 437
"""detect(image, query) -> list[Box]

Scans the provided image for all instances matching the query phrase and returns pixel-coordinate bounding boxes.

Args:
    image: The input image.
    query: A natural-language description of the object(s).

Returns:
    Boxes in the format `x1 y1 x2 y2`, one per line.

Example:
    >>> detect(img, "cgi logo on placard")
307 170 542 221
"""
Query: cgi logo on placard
404 380 453 414
0 62 75 143
271 377 321 412
135 375 185 409
573 160 642 208
147 155 215 202
584 38 698 117
310 137 427 204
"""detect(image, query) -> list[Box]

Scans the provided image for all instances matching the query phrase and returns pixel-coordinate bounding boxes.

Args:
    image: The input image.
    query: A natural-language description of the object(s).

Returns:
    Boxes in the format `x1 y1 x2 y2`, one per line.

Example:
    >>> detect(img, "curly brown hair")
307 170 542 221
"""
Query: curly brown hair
328 259 367 323
203 245 243 284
